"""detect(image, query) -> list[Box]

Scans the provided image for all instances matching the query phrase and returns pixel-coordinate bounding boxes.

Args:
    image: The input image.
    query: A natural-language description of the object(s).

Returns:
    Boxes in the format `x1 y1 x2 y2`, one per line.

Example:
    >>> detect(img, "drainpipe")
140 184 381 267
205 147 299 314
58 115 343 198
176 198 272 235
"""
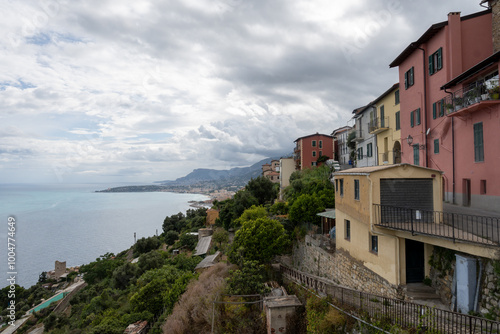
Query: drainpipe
367 174 401 285
412 44 429 167
444 88 456 204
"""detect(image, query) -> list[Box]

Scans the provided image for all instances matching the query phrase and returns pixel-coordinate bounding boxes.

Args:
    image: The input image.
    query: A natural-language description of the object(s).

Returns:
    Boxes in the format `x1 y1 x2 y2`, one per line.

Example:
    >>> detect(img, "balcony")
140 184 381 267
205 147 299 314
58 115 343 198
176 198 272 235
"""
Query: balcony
354 129 364 142
368 117 389 134
446 80 500 118
373 204 500 247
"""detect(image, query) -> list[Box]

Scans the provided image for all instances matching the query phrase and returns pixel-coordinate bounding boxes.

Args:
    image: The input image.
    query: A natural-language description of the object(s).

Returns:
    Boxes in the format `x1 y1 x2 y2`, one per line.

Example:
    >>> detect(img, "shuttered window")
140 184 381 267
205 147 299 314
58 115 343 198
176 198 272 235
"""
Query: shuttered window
474 122 484 162
395 111 400 130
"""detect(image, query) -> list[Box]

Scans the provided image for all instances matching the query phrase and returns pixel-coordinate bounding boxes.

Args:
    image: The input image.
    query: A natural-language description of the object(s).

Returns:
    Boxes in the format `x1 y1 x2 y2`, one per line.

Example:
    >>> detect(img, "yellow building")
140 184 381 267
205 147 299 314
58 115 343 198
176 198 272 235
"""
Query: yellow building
334 164 498 286
368 83 402 165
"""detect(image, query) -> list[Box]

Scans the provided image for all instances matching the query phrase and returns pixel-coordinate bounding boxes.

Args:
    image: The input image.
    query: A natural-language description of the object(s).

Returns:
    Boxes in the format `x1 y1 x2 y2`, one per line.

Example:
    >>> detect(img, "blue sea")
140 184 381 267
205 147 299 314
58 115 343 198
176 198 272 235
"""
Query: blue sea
0 183 210 288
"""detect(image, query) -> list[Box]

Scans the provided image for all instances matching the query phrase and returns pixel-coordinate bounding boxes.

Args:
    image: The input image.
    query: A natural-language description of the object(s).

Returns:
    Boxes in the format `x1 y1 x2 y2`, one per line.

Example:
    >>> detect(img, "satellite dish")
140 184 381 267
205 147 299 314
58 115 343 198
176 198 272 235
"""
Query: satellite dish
426 128 431 136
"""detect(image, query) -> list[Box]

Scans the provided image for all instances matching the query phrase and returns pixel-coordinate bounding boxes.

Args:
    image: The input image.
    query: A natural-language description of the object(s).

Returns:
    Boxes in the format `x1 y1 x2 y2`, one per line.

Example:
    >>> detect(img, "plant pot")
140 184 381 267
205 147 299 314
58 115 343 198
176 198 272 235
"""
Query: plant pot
481 94 489 100
492 93 500 100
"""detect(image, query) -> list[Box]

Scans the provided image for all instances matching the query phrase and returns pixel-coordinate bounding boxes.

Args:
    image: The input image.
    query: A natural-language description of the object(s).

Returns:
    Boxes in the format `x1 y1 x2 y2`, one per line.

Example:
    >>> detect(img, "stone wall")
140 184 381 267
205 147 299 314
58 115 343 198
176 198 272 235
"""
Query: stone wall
292 235 402 299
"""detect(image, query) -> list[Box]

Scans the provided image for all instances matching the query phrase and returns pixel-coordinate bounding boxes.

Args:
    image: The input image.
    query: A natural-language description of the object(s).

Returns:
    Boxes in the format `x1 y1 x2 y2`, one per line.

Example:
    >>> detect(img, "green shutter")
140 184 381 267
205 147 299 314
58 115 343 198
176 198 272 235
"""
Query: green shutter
440 99 445 117
395 111 400 130
474 123 484 162
404 71 408 89
410 111 414 127
433 103 437 119
380 106 385 127
434 139 439 154
410 67 414 85
437 48 443 70
416 108 421 125
429 55 434 75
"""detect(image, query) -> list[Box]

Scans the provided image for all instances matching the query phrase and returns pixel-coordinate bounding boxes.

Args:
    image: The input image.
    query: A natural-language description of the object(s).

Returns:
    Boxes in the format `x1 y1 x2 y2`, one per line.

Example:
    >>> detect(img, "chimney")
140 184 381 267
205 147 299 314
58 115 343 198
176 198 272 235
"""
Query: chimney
447 12 463 78
490 0 500 53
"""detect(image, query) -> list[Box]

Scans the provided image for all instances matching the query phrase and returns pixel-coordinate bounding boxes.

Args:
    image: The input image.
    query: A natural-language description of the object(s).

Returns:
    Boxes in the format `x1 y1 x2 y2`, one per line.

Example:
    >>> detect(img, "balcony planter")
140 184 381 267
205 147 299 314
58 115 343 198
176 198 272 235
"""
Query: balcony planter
489 85 500 100
481 93 489 100
454 97 464 111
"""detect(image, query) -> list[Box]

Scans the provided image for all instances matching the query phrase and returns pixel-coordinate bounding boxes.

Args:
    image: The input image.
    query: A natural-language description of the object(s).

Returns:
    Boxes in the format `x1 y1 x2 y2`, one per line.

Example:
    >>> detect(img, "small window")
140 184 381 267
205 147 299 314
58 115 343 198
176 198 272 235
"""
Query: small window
405 67 414 89
345 220 351 241
312 140 317 147
357 147 363 160
416 108 421 125
370 234 378 254
311 162 317 166
474 122 484 162
335 179 338 192
395 111 400 130
319 140 323 149
413 145 419 166
434 139 439 154
319 151 322 157
480 180 487 194
367 143 373 157
395 90 400 105
340 179 344 197
429 48 443 75
410 110 414 128
354 179 360 200
312 151 316 157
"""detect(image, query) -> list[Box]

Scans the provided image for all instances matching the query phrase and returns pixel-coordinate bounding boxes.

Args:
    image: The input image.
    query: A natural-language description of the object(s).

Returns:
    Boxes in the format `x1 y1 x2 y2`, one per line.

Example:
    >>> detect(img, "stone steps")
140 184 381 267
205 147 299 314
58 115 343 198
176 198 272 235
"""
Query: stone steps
403 283 450 311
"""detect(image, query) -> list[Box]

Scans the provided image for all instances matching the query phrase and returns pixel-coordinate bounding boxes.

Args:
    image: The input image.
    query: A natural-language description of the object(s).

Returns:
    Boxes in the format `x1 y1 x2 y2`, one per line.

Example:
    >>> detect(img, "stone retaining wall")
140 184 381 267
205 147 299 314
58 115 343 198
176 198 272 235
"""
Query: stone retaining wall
292 235 402 299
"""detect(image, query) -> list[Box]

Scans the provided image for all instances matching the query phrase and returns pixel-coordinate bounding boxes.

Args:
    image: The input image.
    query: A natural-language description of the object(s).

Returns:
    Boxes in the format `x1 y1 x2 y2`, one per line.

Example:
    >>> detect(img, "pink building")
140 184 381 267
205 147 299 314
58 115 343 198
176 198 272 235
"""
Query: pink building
390 6 500 211
294 133 334 170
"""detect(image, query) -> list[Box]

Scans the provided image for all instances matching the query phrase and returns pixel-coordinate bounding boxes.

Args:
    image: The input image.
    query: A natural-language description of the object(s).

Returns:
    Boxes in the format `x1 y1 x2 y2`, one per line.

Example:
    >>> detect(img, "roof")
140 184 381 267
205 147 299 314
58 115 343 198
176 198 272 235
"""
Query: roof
333 163 444 176
389 9 491 68
317 209 335 219
352 83 399 117
294 133 333 142
441 50 500 89
331 126 352 136
264 296 302 308
194 251 221 270
371 83 399 105
194 235 212 256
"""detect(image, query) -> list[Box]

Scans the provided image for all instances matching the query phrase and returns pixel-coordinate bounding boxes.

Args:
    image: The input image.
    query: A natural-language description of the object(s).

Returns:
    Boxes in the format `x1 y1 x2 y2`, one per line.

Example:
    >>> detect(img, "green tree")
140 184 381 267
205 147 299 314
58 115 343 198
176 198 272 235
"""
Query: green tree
212 227 229 249
246 176 277 205
162 212 185 233
80 253 122 285
179 233 198 250
164 230 179 245
226 260 270 295
229 217 289 265
269 201 288 215
133 236 161 257
288 193 325 225
138 250 165 272
112 262 139 290
234 205 268 226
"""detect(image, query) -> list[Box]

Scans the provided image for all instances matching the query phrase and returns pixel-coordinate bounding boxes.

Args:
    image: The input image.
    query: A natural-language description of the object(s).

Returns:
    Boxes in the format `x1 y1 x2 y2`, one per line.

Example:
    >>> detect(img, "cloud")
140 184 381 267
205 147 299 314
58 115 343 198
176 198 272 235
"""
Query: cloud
0 0 487 183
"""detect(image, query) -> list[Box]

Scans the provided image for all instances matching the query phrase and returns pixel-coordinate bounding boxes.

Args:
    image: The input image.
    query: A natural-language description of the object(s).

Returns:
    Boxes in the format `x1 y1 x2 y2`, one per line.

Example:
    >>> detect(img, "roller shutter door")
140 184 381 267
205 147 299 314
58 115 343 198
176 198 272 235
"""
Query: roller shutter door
380 178 433 211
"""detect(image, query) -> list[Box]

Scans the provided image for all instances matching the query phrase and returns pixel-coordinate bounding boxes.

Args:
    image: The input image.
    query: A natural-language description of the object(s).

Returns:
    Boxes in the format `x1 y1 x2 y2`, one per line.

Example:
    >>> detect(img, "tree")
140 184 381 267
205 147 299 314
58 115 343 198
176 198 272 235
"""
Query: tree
269 201 288 215
179 233 198 250
138 250 165 272
133 236 161 257
164 230 179 245
112 263 139 290
162 212 185 234
288 194 325 225
226 260 270 295
234 205 268 226
229 217 289 265
246 176 277 205
212 227 229 249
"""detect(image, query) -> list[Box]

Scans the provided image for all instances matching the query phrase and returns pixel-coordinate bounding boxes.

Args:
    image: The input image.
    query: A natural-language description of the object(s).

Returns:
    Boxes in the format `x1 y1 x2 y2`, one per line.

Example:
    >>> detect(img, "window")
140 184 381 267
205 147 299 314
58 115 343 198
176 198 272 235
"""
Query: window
395 111 400 130
434 139 439 154
481 180 487 195
380 105 385 127
312 151 316 157
311 162 317 166
416 108 421 125
370 235 378 254
432 100 445 119
345 220 350 241
312 140 316 147
429 47 443 75
319 140 323 149
340 179 344 197
354 179 360 200
413 145 419 166
404 67 414 89
335 179 338 192
395 89 400 105
410 110 414 128
357 147 363 160
367 143 373 157
474 122 484 162
319 151 322 157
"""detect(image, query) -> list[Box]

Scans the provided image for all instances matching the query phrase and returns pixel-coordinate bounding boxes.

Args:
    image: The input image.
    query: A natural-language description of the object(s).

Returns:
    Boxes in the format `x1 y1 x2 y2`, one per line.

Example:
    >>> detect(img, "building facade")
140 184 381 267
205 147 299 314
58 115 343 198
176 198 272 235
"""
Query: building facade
390 8 499 210
293 133 334 170
331 126 352 168
352 105 378 167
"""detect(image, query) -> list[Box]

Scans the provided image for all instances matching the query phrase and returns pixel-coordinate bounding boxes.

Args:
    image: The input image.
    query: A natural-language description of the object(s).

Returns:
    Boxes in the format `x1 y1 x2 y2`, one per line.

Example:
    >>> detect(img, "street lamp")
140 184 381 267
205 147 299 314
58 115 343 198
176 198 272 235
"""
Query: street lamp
406 135 413 146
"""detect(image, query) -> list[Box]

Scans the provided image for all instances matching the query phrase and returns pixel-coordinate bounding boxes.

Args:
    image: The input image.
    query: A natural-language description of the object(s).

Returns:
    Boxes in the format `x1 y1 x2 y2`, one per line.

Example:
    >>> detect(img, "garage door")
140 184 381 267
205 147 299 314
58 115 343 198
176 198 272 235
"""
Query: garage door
380 178 433 210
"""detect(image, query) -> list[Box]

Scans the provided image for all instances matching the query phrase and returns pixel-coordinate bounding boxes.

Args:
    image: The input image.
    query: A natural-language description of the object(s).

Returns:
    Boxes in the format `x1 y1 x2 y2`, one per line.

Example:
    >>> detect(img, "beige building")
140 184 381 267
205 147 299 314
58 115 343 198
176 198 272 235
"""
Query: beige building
279 157 295 200
262 159 280 184
369 83 402 165
334 164 498 286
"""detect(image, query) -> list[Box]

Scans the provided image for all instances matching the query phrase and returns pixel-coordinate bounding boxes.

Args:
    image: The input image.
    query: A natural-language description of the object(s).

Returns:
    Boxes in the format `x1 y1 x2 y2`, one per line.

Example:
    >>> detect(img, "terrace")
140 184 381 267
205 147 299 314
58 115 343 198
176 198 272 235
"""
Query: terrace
368 116 389 134
373 204 500 247
445 78 500 118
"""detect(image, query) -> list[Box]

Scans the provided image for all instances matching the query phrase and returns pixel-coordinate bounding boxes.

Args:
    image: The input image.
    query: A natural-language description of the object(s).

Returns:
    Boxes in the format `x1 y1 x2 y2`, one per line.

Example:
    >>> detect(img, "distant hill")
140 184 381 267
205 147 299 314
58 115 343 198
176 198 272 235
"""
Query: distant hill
156 157 281 188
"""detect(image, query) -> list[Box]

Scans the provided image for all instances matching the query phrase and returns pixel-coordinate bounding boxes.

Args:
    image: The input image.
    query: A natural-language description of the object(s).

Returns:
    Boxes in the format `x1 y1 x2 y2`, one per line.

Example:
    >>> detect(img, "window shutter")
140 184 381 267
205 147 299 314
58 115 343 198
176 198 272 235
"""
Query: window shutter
416 108 421 125
437 48 443 70
404 72 408 89
429 55 434 75
380 106 385 127
432 103 437 119
440 99 445 117
410 111 414 127
410 67 414 86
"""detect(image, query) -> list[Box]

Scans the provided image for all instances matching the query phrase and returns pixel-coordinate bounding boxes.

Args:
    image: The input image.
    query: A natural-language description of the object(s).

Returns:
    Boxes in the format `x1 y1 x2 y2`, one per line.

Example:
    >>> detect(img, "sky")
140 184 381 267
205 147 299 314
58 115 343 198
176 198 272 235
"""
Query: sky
0 0 487 184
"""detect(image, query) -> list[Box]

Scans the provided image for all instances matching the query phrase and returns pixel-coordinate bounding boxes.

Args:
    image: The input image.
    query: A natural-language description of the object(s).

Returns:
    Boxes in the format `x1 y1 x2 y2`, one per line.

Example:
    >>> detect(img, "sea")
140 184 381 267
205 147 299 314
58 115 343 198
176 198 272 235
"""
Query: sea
0 183 210 288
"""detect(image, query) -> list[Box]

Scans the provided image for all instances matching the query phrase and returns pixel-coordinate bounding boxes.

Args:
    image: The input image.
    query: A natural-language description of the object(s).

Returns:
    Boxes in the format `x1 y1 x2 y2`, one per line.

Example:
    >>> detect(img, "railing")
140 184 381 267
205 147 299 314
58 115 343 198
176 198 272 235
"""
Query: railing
280 264 500 333
373 204 500 246
446 80 499 115
369 117 389 133
354 129 363 142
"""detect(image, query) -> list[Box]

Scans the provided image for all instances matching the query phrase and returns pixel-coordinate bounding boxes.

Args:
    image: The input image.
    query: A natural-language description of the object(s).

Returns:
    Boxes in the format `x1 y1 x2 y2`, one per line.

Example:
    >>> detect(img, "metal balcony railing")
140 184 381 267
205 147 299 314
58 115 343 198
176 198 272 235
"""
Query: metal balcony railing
374 204 500 246
368 117 389 133
446 79 500 115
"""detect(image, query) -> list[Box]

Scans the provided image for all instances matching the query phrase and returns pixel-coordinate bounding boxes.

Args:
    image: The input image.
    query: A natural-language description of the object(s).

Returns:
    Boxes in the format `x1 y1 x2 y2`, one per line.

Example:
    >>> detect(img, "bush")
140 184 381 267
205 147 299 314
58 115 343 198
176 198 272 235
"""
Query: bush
164 230 179 245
